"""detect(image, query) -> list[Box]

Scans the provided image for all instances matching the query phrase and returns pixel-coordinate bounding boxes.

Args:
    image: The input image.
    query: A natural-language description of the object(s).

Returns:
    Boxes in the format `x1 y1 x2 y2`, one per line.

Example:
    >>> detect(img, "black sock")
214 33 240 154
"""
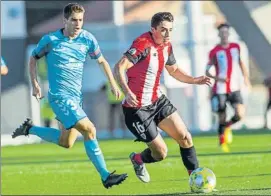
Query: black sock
180 146 199 171
218 123 226 135
141 148 159 163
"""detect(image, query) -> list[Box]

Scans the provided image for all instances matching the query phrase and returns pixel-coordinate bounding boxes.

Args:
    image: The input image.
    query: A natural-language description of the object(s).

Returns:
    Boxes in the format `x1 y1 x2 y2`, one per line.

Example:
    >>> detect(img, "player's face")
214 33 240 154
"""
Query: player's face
151 21 173 44
64 12 84 37
218 27 229 43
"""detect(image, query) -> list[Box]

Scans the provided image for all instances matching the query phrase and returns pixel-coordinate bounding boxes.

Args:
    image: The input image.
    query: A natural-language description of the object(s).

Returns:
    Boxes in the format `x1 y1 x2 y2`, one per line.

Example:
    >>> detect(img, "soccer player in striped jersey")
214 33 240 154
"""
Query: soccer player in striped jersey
206 23 251 152
114 12 211 183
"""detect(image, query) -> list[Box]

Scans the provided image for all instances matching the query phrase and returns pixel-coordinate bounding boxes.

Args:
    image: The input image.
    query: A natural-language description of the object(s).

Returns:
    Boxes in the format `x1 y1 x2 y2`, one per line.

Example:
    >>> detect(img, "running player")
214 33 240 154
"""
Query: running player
114 12 211 183
206 23 251 152
12 3 127 188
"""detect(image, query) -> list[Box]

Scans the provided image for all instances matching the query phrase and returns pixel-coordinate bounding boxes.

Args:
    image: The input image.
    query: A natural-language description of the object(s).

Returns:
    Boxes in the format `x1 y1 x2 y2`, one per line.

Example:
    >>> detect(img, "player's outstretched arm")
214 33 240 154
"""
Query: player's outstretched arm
165 64 211 86
97 55 121 99
114 56 138 107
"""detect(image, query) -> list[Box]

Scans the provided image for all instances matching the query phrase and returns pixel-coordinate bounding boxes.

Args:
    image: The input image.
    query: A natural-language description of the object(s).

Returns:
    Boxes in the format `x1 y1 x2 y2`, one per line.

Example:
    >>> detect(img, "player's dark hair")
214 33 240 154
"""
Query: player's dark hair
63 3 85 19
151 12 174 29
217 23 230 30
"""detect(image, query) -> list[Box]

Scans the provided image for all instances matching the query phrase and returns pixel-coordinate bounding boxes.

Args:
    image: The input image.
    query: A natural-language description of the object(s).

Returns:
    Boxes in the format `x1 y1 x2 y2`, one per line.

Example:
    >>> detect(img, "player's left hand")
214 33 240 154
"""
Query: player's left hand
193 76 212 86
110 83 122 100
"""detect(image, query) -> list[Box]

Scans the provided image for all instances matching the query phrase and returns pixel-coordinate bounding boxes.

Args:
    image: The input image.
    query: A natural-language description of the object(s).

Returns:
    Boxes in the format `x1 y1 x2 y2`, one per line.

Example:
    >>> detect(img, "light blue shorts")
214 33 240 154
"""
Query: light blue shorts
49 96 86 129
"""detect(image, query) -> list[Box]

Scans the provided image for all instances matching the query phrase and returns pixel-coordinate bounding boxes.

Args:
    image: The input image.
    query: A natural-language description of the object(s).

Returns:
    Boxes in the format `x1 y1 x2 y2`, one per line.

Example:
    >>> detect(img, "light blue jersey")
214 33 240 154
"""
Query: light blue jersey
32 29 101 98
1 56 6 66
32 29 102 129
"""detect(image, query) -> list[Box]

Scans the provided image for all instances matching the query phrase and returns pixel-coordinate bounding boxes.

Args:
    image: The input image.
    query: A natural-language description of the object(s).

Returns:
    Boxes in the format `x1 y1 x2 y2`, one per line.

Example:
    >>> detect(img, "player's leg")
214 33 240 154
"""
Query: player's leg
223 91 245 144
12 118 62 145
215 94 229 148
53 97 127 188
74 117 127 188
158 111 199 175
129 133 168 183
210 95 219 130
58 121 79 148
12 99 79 147
226 91 245 127
123 105 166 183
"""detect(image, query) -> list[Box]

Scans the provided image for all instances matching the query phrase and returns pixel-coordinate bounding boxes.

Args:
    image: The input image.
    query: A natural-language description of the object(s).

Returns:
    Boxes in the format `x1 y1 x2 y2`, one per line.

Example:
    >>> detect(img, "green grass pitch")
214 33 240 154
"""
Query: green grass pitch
2 129 271 195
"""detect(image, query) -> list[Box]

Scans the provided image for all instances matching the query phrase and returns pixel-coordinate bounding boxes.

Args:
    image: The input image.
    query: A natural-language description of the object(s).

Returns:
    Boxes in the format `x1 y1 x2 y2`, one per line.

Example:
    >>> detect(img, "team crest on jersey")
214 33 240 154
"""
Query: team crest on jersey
128 48 136 55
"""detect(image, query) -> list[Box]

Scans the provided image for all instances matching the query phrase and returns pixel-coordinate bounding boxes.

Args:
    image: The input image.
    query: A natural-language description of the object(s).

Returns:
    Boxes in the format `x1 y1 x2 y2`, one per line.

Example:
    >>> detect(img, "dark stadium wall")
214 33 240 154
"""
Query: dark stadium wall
1 39 28 92
1 38 31 135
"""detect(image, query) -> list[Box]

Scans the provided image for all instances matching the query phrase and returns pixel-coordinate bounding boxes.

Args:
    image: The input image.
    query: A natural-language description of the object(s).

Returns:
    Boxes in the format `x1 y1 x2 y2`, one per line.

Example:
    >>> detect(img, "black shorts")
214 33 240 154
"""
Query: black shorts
211 91 243 113
122 95 177 143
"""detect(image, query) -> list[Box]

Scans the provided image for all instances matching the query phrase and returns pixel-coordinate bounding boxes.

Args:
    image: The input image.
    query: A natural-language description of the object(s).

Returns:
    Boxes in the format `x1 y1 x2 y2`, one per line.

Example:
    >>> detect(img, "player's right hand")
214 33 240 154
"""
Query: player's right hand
125 91 139 107
32 84 43 102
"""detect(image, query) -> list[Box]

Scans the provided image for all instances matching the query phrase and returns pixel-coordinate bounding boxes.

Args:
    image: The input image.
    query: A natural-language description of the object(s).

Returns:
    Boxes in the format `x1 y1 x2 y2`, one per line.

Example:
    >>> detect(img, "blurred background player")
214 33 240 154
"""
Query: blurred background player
206 23 251 152
101 81 126 138
263 75 271 129
1 56 9 76
11 3 127 188
114 12 211 183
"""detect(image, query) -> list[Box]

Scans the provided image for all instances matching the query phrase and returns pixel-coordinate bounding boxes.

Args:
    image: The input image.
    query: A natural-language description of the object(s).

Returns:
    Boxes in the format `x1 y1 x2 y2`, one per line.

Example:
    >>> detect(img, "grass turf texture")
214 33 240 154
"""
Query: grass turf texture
2 129 271 195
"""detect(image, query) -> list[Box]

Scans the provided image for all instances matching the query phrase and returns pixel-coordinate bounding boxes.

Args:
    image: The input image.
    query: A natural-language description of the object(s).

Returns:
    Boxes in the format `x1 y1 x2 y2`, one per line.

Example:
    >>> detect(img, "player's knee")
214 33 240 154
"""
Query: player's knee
152 147 168 161
59 139 74 149
78 121 97 139
84 124 97 139
232 114 241 123
178 132 193 148
63 142 74 149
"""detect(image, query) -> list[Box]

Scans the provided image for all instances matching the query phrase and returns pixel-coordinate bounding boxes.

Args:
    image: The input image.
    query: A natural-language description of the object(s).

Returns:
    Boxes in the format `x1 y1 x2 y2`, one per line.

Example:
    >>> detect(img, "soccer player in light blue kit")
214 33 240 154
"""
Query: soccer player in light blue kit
1 56 9 75
12 3 128 188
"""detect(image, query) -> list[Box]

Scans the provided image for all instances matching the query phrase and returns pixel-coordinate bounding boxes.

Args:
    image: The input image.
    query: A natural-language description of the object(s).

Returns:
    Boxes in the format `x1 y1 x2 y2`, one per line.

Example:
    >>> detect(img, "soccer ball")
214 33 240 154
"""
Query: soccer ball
189 167 216 193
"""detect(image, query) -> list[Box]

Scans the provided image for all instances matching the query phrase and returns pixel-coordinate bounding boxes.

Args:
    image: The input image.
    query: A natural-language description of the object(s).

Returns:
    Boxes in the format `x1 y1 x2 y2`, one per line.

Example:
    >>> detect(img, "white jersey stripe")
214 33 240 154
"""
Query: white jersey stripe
216 50 227 94
141 47 159 106
230 48 242 92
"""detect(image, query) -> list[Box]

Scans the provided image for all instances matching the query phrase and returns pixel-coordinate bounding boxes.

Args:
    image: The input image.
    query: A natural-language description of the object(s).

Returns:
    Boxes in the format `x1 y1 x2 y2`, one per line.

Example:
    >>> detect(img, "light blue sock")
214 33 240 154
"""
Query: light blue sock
29 126 61 144
84 139 110 181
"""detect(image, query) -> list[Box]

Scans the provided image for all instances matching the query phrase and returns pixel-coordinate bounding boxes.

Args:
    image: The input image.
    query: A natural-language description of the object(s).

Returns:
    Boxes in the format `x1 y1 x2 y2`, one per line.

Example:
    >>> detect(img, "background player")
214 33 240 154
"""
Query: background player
206 23 251 152
12 3 127 188
1 56 9 75
114 12 211 183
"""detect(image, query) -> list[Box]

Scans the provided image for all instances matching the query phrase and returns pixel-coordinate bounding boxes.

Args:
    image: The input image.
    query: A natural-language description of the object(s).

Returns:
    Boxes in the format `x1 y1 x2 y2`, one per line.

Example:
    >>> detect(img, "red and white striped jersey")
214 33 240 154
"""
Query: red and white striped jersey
123 32 176 108
207 43 243 94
